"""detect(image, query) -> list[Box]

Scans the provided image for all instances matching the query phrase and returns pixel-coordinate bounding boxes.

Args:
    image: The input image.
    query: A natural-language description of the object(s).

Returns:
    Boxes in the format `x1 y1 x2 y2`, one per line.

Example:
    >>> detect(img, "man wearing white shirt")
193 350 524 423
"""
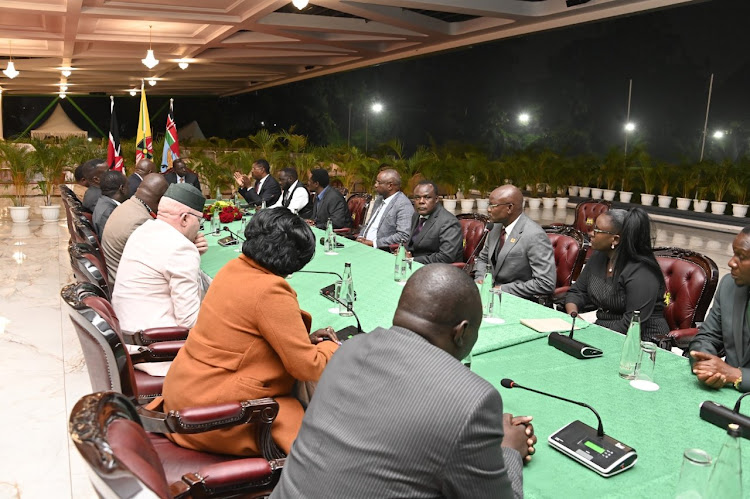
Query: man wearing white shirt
234 159 281 207
272 167 312 218
357 169 414 249
113 183 207 331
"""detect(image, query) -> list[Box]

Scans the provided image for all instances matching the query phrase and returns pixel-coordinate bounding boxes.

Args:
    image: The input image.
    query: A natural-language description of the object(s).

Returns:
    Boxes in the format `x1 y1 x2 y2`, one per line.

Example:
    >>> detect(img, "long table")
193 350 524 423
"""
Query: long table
200 219 749 498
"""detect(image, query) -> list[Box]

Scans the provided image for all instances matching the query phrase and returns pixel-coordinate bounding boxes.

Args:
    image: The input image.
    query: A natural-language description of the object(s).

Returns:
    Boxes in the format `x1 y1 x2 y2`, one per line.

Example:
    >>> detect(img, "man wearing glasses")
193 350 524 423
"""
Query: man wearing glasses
357 169 414 249
113 183 208 331
234 159 281 207
474 185 555 300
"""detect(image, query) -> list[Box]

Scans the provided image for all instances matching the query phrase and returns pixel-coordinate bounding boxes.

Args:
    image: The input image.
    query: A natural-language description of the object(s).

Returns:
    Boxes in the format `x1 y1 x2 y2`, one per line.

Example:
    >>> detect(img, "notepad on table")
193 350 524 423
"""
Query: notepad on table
520 318 579 333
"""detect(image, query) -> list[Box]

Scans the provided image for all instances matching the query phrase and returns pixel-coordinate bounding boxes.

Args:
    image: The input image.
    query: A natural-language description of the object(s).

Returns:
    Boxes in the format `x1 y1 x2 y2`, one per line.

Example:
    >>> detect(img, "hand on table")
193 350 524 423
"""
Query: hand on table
690 351 741 388
194 233 208 255
356 237 374 247
309 326 341 345
502 413 537 464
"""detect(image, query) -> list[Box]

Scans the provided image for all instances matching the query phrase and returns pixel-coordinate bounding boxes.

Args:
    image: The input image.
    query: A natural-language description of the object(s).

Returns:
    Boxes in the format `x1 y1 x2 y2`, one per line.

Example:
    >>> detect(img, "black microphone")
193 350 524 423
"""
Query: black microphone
548 311 602 359
501 378 604 437
319 236 344 248
295 269 343 280
221 226 245 241
700 393 750 440
463 222 494 272
328 293 363 340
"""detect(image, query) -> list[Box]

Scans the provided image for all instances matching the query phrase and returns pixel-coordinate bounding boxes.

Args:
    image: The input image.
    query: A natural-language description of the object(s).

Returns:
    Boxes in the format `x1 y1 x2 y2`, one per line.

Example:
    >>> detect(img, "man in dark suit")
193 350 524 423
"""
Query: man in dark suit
81 158 109 211
475 185 556 300
127 159 155 197
305 168 351 229
233 158 281 207
689 227 750 392
356 169 415 249
164 158 201 192
92 170 128 237
271 264 535 499
407 180 463 264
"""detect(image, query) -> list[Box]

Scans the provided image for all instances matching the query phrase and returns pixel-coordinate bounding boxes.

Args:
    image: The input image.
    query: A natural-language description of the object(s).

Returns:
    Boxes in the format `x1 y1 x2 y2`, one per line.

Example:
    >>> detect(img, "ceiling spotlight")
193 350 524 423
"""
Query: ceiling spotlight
177 59 189 70
141 26 159 69
292 0 309 9
148 78 157 86
59 92 66 99
3 41 18 79
59 84 68 92
129 89 137 96
61 68 72 77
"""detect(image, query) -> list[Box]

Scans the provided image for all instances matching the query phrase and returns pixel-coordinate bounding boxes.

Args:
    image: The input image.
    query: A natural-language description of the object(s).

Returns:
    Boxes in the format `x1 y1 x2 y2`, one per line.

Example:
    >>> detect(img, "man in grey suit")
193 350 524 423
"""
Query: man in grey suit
305 168 351 229
475 185 556 300
407 180 463 264
164 158 201 192
689 227 750 392
272 264 535 499
357 168 415 249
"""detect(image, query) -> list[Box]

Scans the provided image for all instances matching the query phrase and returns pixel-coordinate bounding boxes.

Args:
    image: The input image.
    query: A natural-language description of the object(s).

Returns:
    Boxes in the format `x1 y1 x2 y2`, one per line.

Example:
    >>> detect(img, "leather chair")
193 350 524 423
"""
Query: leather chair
70 391 284 498
71 216 106 268
62 282 183 403
653 247 719 353
69 242 111 300
335 192 372 237
572 199 612 233
540 226 586 306
453 213 490 274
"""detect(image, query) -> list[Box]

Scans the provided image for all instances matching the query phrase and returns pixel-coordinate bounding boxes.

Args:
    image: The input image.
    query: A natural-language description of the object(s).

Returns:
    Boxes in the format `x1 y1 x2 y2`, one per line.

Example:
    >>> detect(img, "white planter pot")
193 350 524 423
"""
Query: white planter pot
556 197 569 209
568 186 580 197
710 201 727 215
542 197 556 209
9 205 31 224
657 195 673 208
675 197 692 211
732 204 749 218
527 197 542 209
602 189 617 201
693 199 709 213
460 199 475 212
591 188 603 199
40 204 61 222
476 198 490 211
442 199 457 211
619 191 633 203
640 193 655 206
579 187 591 197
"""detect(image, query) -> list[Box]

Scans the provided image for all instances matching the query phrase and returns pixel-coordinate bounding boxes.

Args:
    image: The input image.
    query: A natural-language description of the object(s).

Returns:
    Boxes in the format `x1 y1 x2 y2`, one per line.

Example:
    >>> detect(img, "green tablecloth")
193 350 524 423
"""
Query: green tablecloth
200 220 572 353
472 324 750 498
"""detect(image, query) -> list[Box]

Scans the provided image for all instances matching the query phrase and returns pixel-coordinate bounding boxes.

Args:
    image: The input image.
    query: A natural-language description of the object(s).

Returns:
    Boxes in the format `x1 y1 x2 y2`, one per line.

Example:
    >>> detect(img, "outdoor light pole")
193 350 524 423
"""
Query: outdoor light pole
699 73 714 162
624 79 633 156
365 102 383 153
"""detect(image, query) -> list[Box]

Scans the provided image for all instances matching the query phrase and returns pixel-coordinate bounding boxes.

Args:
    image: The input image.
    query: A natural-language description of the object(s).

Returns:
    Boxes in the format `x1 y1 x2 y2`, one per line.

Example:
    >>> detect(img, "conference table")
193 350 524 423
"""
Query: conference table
201 218 749 498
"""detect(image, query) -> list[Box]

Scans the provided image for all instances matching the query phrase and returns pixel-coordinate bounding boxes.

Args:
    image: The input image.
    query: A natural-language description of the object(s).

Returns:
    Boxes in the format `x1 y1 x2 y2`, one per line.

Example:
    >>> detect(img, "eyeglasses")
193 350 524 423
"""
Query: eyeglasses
183 212 204 228
488 202 513 209
591 227 617 235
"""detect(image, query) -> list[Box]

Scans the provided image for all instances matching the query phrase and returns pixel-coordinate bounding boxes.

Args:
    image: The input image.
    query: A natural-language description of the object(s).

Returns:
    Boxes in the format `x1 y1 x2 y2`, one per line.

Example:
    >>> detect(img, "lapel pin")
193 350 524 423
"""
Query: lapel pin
510 238 517 243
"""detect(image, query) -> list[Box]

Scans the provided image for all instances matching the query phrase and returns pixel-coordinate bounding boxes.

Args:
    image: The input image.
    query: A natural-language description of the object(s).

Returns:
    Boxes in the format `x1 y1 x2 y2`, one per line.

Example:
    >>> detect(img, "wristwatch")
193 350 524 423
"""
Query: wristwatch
734 375 743 391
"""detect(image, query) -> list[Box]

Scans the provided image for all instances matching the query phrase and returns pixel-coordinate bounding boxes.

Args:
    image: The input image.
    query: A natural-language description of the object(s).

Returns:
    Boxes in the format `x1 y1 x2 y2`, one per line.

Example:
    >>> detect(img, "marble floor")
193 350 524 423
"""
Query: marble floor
0 205 737 498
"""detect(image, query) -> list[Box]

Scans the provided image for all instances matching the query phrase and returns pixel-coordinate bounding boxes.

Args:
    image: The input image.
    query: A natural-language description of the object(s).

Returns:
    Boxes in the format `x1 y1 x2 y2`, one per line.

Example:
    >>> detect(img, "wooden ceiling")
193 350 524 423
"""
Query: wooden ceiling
0 0 704 96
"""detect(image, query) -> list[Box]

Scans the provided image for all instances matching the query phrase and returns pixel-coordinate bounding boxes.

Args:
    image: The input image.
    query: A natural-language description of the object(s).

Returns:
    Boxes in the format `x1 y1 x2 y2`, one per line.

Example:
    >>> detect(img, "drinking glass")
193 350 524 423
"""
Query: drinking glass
675 448 711 499
484 288 505 324
630 341 659 391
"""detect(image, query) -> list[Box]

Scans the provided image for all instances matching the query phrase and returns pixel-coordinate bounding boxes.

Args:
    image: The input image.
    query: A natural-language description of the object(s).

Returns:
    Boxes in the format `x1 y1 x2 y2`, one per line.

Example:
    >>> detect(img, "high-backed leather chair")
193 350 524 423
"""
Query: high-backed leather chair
71 216 106 267
453 213 490 274
70 391 284 498
573 199 611 233
542 226 586 306
69 242 111 299
653 247 719 353
334 192 372 237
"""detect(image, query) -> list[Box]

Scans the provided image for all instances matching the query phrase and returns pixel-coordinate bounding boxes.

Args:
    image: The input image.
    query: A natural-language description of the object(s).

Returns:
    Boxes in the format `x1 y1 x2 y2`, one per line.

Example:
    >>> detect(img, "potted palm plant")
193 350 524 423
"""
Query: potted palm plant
0 141 36 223
638 164 657 206
655 163 674 208
32 139 70 222
730 158 750 217
709 159 731 215
675 163 698 211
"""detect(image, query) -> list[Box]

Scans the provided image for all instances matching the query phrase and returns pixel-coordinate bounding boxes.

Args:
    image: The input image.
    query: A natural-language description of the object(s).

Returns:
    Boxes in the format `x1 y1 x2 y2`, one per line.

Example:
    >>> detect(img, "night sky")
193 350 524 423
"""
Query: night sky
3 0 748 162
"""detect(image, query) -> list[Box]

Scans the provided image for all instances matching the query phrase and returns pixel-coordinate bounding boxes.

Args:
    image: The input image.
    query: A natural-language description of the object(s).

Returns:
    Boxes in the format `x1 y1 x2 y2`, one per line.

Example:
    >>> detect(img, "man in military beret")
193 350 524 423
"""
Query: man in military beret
113 183 208 331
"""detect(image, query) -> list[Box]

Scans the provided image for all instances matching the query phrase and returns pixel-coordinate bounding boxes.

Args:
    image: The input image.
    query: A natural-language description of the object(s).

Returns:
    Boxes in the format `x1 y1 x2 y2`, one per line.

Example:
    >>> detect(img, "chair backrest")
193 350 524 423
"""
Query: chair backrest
61 282 140 400
71 216 106 267
545 227 586 289
69 391 173 499
655 247 719 330
347 193 372 231
69 242 111 299
456 213 490 264
573 199 611 233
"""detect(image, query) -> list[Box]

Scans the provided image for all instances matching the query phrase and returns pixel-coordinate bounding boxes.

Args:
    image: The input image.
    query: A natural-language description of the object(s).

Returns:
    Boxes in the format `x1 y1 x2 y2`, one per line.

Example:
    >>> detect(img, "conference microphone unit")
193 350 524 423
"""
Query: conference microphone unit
548 312 603 359
329 293 365 341
319 237 345 248
700 393 750 440
501 378 636 477
218 226 244 247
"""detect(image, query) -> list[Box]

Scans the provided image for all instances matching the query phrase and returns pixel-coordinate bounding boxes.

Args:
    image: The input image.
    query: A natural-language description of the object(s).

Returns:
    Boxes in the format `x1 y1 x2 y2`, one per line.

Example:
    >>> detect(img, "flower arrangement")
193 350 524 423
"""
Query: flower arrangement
203 200 243 223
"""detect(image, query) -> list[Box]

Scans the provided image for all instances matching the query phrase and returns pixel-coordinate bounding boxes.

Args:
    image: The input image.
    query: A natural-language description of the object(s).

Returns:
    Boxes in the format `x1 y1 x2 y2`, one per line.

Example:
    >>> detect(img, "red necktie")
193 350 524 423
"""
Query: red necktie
491 229 506 268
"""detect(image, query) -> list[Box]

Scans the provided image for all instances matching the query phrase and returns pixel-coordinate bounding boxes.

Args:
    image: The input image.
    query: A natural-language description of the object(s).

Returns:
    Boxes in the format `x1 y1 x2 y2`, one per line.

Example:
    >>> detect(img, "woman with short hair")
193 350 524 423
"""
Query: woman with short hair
565 207 669 341
162 208 339 456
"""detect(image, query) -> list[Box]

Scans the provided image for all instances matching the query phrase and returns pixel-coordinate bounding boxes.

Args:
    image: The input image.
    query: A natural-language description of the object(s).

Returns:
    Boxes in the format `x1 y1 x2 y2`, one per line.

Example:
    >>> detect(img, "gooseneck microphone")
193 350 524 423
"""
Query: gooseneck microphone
463 222 494 272
329 293 363 337
501 378 637 477
700 392 750 440
568 311 578 338
548 311 603 359
295 270 343 280
222 226 245 241
501 378 604 437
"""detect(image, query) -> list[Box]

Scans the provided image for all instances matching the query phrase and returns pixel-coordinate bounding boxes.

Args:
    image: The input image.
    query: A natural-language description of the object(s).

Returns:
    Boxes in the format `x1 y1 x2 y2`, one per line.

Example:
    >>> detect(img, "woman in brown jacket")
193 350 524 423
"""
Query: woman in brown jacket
162 208 339 456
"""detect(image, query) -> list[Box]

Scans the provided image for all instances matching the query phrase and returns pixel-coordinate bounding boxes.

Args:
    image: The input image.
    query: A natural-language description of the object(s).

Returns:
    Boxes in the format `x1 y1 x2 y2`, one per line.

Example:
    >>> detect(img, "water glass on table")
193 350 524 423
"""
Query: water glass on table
483 288 505 324
630 341 659 391
675 448 712 499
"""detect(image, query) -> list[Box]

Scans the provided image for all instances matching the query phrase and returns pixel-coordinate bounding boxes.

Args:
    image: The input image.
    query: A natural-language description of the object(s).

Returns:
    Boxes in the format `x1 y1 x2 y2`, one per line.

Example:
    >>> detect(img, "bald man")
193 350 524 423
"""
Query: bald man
273 264 535 499
127 158 156 196
357 169 415 248
475 185 556 300
102 173 170 282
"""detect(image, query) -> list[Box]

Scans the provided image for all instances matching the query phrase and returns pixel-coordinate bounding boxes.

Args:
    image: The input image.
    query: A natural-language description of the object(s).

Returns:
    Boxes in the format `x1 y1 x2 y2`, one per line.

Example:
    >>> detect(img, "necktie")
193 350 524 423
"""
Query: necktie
491 229 507 268
178 177 184 184
412 217 426 239
283 190 290 207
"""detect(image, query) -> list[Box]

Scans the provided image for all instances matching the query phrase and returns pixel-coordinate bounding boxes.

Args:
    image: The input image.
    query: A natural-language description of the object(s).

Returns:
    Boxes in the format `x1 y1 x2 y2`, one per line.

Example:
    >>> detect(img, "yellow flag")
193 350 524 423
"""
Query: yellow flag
135 82 153 162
